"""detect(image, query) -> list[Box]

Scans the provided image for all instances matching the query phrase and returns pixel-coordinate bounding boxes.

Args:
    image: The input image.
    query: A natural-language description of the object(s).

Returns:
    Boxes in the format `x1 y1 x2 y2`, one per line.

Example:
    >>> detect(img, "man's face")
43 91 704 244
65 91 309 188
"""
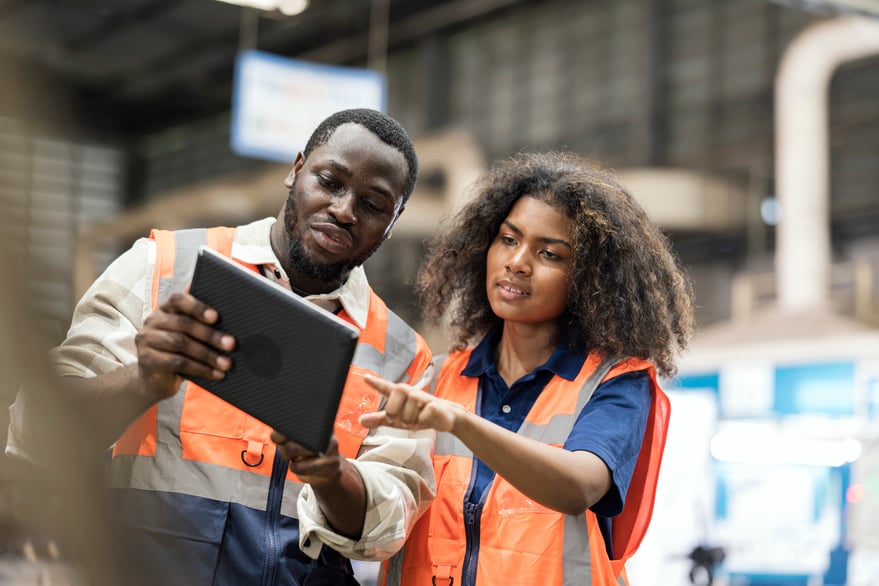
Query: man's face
273 123 408 293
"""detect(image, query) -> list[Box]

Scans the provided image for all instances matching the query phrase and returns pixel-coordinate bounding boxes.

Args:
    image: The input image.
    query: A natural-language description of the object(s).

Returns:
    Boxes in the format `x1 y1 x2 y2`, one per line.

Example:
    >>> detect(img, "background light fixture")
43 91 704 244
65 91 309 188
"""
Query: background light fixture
212 0 309 16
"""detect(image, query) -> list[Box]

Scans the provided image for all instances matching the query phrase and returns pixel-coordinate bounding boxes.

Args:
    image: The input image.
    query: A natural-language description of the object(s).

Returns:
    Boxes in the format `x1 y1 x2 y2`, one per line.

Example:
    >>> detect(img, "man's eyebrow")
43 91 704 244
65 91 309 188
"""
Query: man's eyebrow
327 159 352 177
502 219 572 248
326 159 395 202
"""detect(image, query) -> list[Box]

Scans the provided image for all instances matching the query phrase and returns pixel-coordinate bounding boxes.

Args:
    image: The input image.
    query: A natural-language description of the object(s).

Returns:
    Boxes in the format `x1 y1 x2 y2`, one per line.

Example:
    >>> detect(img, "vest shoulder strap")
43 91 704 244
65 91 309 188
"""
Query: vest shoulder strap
149 226 238 307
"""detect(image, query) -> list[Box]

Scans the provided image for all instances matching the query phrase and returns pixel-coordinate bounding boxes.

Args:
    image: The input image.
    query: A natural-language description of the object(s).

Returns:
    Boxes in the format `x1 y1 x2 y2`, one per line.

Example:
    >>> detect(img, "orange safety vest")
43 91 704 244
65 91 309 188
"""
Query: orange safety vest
108 225 433 517
380 349 670 586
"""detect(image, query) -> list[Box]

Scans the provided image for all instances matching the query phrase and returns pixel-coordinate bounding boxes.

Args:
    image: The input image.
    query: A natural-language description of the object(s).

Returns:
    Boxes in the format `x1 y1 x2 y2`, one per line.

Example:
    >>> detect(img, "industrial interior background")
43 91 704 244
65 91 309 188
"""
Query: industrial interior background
1 0 879 584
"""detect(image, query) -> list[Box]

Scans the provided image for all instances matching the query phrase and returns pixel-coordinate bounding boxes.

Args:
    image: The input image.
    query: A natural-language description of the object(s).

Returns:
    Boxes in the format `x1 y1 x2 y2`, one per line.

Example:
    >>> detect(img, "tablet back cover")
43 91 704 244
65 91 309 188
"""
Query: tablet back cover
187 246 359 454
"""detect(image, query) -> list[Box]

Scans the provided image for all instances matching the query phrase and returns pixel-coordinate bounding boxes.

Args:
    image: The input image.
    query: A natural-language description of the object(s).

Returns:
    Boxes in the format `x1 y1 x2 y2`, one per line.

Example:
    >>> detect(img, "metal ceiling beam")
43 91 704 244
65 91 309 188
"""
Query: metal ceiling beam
116 0 526 110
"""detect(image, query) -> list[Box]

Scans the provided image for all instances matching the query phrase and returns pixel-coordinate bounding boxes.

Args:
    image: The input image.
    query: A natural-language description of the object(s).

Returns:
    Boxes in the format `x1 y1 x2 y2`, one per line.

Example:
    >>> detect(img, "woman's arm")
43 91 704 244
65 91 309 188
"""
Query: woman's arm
361 375 611 516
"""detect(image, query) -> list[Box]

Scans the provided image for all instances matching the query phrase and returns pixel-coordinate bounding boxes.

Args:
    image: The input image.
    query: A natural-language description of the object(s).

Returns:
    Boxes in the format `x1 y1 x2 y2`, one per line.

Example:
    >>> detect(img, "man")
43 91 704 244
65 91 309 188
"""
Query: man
6 109 435 585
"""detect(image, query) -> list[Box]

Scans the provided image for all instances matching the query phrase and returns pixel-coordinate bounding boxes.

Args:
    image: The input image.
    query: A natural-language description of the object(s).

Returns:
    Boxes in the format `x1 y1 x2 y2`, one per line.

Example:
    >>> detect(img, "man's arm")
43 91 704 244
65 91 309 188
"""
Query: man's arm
272 432 367 539
285 346 437 560
278 425 435 560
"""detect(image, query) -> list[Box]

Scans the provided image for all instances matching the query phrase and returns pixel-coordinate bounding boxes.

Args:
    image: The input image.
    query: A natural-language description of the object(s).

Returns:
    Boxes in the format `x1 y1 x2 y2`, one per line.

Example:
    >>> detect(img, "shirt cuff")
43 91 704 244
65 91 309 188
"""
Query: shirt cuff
296 456 425 561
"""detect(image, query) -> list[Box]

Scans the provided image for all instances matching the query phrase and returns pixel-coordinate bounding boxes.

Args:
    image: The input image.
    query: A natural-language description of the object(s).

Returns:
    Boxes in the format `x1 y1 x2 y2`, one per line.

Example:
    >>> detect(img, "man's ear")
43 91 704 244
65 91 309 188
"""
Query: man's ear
384 204 406 240
284 153 305 188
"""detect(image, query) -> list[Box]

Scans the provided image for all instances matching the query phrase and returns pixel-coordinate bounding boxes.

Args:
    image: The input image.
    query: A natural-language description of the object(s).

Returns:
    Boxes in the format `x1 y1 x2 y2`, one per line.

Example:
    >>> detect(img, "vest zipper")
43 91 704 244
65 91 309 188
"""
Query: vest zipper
460 380 486 586
461 500 482 586
261 448 286 586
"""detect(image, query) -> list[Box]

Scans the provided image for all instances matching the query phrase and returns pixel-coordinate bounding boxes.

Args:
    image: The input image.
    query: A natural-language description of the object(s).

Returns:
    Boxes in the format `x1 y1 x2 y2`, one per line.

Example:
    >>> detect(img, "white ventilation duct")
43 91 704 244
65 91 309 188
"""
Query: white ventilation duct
774 16 879 313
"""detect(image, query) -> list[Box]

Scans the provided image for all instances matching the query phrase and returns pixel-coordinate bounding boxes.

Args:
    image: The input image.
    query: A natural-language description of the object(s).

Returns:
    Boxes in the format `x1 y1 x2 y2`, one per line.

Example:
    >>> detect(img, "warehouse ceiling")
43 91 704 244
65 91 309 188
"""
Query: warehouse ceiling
0 0 524 136
1 0 875 137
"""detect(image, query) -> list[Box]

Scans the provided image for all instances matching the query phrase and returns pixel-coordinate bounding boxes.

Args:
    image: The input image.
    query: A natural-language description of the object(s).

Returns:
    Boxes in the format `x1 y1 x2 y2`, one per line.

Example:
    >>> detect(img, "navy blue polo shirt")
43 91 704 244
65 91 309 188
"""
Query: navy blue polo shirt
460 328 652 555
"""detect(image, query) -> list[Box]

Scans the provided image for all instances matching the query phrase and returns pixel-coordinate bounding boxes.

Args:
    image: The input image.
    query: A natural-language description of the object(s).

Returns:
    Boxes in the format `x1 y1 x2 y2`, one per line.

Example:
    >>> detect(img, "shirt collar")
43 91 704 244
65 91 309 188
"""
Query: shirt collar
229 217 371 329
462 325 586 381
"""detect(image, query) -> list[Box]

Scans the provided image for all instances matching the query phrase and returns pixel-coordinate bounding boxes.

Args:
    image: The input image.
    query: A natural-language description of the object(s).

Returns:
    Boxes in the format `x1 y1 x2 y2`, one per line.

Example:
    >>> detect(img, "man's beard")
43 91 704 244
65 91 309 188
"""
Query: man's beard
282 189 383 285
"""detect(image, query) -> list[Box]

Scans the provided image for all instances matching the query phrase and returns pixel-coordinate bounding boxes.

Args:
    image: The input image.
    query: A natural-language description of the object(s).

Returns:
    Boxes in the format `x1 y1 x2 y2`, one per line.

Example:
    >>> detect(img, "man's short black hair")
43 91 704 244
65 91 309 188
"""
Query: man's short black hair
303 108 419 204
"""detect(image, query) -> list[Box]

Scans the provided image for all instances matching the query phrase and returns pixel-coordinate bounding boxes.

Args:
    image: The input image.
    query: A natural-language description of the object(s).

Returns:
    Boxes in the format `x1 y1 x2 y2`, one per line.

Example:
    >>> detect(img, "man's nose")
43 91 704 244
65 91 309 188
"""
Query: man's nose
327 191 357 224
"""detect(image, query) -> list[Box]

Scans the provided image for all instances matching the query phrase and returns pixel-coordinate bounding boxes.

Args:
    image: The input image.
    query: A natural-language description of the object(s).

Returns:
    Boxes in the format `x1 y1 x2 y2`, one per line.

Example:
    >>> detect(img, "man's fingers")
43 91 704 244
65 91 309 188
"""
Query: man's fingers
163 291 219 324
271 433 319 462
166 313 235 354
139 326 232 373
146 310 235 352
141 348 227 381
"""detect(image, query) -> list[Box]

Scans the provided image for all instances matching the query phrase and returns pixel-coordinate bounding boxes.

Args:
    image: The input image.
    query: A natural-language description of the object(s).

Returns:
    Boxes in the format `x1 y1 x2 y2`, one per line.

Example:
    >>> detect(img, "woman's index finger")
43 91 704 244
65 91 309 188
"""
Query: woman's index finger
363 374 393 396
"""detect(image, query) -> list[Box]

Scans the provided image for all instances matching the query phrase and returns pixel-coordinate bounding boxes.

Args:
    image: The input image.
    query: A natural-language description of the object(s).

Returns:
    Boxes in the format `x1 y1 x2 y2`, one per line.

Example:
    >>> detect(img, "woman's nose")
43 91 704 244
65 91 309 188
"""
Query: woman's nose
505 248 531 275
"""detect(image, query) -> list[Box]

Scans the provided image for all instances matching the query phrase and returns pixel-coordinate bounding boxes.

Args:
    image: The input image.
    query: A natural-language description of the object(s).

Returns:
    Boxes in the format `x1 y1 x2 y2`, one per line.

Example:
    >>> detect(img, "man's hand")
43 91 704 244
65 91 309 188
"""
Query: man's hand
270 432 345 486
271 431 366 539
134 291 235 400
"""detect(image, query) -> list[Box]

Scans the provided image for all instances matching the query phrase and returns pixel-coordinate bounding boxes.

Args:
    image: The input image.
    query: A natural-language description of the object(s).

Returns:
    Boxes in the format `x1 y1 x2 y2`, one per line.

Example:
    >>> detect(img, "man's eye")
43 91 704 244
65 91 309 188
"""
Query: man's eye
362 199 384 213
316 175 337 189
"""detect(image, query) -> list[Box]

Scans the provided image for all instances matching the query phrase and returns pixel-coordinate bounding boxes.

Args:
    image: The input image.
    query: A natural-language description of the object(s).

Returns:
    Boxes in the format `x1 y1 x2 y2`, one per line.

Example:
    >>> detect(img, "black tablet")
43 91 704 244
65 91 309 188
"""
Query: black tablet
186 245 360 454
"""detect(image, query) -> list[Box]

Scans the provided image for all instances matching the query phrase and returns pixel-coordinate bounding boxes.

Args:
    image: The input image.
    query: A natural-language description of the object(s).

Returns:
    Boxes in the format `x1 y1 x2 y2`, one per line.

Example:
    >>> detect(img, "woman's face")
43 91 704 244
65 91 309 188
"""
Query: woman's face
485 196 573 327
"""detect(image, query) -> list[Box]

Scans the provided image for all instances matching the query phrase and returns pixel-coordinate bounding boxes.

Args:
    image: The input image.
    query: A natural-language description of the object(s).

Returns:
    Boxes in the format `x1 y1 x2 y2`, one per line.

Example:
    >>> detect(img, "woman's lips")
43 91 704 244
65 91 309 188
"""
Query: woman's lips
495 280 530 299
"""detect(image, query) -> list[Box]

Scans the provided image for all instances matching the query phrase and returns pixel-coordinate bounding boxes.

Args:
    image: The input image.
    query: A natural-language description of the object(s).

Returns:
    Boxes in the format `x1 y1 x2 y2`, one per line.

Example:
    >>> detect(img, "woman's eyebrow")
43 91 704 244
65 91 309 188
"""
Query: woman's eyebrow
502 219 572 249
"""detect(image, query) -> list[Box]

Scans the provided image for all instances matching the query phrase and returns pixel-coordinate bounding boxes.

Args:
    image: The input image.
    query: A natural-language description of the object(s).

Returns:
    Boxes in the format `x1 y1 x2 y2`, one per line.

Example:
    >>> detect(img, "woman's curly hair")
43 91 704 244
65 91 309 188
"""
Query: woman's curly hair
416 151 695 378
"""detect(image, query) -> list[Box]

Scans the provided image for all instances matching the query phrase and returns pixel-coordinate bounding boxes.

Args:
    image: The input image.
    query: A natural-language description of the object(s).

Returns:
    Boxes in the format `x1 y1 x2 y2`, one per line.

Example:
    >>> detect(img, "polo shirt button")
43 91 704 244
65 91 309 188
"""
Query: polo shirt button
501 404 511 414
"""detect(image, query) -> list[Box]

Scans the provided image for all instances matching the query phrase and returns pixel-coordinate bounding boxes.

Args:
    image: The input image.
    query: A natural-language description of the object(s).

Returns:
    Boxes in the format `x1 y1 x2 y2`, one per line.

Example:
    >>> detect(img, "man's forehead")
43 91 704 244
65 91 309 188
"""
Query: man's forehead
320 122 380 148
309 125 405 171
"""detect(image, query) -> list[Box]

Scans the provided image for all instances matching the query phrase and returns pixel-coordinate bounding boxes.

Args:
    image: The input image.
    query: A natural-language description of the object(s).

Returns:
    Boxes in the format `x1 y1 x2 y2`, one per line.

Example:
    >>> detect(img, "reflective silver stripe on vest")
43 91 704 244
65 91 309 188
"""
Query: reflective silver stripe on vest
156 228 208 305
434 356 618 457
517 356 618 444
427 354 448 396
155 381 186 457
108 452 304 518
435 431 472 458
563 512 592 583
351 308 416 382
154 229 210 460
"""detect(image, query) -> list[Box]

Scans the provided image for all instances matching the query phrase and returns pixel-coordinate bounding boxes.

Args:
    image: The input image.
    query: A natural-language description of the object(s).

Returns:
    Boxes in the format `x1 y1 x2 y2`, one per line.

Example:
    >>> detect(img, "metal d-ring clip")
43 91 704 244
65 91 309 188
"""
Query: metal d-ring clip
240 449 264 467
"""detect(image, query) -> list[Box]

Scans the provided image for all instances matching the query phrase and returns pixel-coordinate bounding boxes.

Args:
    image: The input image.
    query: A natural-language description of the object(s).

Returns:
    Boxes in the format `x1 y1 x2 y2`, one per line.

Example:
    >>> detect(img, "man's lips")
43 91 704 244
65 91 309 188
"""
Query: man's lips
311 222 353 253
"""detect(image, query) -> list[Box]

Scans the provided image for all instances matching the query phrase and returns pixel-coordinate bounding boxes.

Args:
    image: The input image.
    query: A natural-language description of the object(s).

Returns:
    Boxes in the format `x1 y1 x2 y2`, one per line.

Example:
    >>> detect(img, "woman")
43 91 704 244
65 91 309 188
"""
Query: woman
361 152 695 586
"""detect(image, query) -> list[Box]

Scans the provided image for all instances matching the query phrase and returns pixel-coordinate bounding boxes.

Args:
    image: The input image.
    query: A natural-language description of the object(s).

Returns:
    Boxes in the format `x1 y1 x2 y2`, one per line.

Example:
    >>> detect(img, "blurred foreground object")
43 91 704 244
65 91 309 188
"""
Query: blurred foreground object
0 57 133 586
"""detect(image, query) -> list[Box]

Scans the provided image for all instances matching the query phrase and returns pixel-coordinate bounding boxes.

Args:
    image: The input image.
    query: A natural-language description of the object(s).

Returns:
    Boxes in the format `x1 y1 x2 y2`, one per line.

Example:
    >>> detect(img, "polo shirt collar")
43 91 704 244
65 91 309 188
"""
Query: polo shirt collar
461 325 586 381
229 217 370 329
